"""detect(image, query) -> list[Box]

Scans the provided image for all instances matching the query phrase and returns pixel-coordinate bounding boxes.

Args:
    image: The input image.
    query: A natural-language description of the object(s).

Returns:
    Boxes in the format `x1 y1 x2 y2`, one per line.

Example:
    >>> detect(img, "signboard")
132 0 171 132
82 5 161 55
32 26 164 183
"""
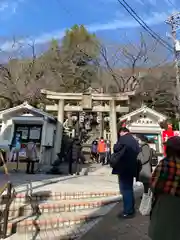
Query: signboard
29 127 41 140
82 94 92 110
144 134 158 143
19 148 27 158
16 126 28 140
162 130 179 155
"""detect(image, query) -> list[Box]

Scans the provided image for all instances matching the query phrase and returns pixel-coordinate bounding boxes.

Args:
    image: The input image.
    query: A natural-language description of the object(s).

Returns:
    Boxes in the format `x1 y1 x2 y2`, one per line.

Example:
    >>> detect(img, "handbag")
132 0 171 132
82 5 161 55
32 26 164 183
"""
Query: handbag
110 146 126 168
139 189 152 216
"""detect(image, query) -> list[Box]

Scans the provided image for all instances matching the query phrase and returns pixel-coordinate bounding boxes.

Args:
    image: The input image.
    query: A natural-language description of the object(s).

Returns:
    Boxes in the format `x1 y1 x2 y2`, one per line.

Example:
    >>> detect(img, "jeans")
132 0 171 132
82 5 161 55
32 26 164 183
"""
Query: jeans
75 159 81 175
118 175 135 215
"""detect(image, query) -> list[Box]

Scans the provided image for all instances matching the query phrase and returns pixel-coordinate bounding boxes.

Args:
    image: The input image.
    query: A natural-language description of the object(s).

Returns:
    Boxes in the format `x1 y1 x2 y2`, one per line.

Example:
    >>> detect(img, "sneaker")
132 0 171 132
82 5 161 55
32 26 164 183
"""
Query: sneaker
117 212 135 219
122 213 135 219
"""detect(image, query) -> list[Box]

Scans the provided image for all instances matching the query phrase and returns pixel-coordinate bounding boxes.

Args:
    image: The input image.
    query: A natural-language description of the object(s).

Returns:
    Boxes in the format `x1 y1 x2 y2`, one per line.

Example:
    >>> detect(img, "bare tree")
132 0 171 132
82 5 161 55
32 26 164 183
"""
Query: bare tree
0 39 45 108
98 32 172 94
135 66 176 116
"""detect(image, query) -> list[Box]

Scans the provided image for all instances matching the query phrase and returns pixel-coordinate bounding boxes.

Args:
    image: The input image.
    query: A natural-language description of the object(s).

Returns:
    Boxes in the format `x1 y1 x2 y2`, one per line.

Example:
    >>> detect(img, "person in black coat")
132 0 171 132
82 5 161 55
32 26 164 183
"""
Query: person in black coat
111 127 140 218
71 136 82 175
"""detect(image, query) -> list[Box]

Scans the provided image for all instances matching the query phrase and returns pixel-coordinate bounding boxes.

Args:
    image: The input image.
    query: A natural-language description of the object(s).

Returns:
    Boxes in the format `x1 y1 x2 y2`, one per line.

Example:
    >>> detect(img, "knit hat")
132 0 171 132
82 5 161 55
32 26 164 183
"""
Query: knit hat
165 136 180 151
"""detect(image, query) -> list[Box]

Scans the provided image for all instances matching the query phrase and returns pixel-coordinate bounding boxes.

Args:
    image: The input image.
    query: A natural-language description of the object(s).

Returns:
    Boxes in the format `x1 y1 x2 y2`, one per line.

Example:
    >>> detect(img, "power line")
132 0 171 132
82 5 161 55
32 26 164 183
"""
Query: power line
58 0 172 52
118 0 173 51
166 0 177 8
117 0 174 52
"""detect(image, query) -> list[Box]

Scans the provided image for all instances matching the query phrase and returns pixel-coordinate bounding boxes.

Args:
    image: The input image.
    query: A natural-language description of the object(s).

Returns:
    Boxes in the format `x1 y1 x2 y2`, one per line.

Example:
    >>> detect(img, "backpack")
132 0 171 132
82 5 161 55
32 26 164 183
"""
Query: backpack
149 148 158 166
136 144 151 180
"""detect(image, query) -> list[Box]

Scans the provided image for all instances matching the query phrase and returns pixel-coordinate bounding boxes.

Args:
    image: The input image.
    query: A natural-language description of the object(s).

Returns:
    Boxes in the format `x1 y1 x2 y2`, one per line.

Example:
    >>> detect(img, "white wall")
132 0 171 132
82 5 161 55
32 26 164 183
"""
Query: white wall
0 118 14 146
44 123 56 147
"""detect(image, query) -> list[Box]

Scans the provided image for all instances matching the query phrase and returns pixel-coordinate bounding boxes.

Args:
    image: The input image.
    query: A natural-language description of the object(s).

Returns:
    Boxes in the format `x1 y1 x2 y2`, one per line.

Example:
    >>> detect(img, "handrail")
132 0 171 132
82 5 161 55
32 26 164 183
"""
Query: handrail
0 181 16 239
0 150 17 238
26 182 40 215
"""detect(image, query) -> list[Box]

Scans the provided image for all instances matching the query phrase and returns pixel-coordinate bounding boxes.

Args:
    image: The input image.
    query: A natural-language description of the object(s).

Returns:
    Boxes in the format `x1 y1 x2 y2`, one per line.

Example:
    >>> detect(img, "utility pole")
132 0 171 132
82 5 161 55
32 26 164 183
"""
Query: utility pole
166 12 180 121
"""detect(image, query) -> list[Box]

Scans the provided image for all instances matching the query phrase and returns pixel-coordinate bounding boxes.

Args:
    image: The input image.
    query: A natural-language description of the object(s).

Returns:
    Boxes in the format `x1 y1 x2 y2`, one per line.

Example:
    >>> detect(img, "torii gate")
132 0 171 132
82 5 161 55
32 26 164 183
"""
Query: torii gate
41 89 135 157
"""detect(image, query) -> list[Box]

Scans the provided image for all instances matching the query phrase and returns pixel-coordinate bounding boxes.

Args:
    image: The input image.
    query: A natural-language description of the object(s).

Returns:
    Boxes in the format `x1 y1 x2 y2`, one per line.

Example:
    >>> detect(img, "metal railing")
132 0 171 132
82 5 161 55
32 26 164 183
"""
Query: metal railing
26 182 40 215
0 181 16 239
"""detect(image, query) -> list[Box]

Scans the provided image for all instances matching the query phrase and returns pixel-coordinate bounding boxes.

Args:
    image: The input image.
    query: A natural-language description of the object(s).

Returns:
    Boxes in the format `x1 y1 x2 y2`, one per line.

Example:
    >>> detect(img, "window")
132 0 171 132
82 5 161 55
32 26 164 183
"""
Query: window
16 126 28 140
14 124 42 143
29 126 41 140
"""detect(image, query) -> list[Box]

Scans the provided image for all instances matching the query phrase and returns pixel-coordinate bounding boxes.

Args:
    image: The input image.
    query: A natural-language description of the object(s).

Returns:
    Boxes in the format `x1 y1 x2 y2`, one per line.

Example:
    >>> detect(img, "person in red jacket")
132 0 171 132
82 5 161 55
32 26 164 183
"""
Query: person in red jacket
98 137 106 165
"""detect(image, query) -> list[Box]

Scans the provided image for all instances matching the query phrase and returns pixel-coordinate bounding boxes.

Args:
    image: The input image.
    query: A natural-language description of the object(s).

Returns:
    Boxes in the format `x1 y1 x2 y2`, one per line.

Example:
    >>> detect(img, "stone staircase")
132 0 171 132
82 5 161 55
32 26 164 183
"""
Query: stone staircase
1 190 120 239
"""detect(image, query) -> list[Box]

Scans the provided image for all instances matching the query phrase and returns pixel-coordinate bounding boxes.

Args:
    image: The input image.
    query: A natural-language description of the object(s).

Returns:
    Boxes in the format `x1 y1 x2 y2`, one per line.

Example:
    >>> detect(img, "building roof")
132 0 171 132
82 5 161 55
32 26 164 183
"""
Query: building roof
0 102 56 121
119 105 167 122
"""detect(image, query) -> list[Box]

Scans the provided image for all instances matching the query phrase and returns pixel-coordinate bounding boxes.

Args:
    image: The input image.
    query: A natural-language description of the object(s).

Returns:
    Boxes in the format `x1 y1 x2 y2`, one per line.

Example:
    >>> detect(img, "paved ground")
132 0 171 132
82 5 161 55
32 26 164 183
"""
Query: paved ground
1 165 146 240
81 199 150 240
0 173 120 194
0 165 134 194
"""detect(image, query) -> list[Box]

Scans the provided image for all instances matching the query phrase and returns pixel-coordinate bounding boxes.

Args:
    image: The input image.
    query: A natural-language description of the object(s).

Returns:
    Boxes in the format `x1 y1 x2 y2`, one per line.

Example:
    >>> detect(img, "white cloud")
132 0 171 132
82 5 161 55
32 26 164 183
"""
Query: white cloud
0 1 9 12
0 10 172 52
0 0 25 17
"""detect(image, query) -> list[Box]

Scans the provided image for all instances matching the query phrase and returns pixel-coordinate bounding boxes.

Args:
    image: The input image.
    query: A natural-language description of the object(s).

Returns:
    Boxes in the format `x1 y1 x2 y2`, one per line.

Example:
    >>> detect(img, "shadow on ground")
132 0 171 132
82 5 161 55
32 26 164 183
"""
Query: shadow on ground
79 197 150 240
0 161 98 195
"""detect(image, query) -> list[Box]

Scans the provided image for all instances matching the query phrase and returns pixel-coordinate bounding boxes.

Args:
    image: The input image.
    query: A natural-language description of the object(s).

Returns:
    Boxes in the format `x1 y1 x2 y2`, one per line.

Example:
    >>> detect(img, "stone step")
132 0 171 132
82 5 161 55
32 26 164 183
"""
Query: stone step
7 218 101 240
88 165 112 176
1 191 119 204
2 196 121 218
7 203 117 235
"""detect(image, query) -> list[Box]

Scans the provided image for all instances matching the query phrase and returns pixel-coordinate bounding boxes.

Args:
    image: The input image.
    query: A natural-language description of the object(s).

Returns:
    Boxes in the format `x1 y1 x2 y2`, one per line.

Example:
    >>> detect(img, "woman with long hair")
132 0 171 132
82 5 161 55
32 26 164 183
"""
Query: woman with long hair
149 136 180 240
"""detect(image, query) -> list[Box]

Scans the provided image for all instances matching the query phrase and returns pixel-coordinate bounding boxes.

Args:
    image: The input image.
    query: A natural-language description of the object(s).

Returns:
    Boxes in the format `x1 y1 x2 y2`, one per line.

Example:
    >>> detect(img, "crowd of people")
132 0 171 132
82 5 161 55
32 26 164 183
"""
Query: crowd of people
91 137 111 165
110 127 180 240
67 136 111 175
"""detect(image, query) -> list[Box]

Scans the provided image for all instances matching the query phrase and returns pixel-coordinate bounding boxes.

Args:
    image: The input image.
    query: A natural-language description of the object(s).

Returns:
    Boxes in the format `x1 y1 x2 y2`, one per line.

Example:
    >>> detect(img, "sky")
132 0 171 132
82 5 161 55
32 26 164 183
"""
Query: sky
0 0 180 54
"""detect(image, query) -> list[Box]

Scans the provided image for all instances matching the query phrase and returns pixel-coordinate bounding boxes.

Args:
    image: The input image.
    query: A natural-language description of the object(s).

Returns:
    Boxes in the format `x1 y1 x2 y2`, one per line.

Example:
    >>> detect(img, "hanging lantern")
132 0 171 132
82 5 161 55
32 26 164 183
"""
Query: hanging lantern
104 117 109 122
97 116 101 123
89 114 93 120
85 121 91 130
72 116 78 121
79 115 84 123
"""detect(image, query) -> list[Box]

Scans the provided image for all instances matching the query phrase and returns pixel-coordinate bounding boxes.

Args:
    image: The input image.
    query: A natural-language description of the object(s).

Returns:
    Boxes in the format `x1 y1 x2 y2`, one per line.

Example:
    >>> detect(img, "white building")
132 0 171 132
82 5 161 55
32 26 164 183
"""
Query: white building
119 105 167 153
0 102 56 167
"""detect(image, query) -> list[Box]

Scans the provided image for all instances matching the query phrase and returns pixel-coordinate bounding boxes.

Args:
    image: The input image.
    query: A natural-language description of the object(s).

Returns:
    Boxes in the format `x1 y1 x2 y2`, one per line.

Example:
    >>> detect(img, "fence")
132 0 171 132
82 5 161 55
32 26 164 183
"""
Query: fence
0 181 16 238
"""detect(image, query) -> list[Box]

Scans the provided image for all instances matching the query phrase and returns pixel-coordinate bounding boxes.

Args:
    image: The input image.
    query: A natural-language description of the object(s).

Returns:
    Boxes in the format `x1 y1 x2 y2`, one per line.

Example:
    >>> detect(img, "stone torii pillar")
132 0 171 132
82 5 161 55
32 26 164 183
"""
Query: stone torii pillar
110 99 117 150
54 99 64 157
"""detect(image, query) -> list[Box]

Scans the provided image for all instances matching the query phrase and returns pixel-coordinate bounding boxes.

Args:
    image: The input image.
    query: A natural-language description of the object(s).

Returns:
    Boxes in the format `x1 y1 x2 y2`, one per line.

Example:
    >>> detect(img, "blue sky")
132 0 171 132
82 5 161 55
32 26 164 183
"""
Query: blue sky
0 0 180 53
